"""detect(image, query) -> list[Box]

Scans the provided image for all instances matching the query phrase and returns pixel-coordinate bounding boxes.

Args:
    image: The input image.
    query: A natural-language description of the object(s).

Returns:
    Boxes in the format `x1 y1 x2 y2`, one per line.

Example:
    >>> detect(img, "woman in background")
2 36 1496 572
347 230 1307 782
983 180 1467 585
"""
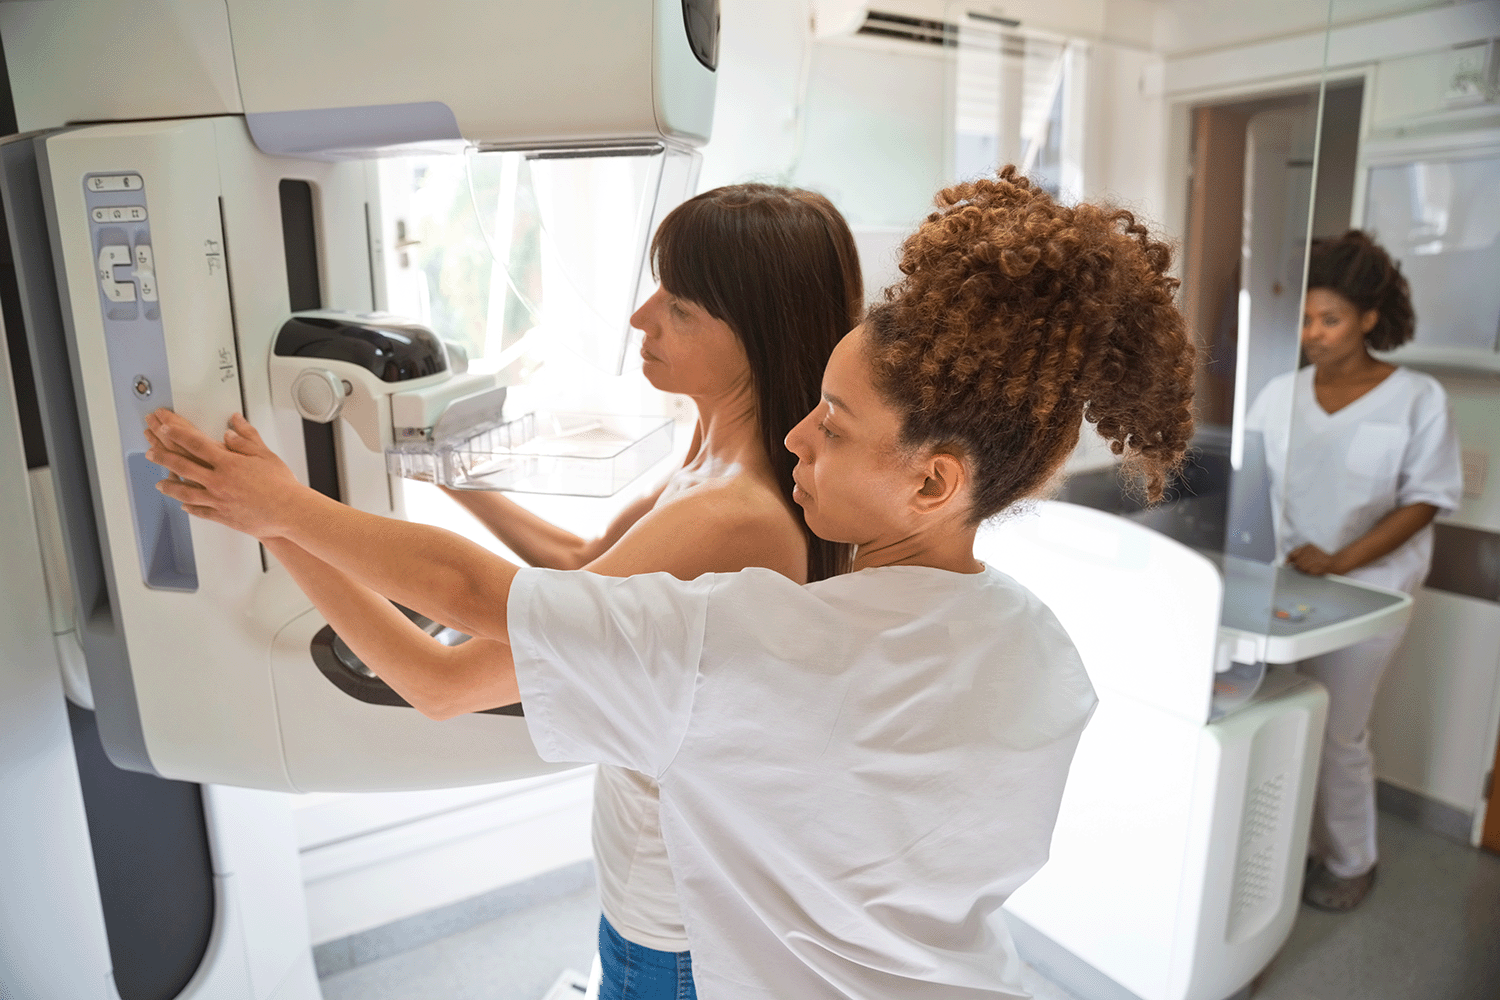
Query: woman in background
1247 230 1463 912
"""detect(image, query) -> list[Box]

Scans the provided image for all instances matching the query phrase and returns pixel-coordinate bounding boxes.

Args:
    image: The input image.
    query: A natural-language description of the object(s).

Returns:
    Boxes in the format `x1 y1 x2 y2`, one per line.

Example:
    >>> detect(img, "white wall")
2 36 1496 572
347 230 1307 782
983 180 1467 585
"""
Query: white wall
699 1 1175 296
698 0 951 300
1152 0 1445 57
295 770 597 944
697 0 815 190
1080 42 1169 218
791 38 952 228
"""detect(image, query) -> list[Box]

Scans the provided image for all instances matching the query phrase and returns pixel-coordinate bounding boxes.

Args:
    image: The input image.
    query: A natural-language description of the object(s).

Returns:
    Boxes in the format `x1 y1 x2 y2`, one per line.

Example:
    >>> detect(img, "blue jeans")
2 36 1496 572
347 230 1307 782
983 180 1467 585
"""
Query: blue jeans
597 915 697 1000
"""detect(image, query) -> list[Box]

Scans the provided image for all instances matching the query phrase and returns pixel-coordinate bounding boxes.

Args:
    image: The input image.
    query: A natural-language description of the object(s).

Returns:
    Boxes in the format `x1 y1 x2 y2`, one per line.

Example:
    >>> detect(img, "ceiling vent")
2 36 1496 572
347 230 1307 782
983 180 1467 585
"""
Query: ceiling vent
851 9 1020 47
856 10 953 46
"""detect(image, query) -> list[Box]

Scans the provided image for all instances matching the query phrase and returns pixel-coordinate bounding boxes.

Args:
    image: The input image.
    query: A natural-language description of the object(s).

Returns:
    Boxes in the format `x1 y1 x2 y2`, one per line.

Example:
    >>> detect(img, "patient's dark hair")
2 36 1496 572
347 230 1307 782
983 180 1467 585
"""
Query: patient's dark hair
1306 229 1415 351
652 184 863 581
867 167 1196 520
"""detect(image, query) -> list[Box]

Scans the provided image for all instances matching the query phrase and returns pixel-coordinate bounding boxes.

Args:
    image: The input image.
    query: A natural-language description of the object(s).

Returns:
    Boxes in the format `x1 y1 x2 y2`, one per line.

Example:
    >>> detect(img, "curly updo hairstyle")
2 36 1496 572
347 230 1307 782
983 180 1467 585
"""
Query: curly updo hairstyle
1306 229 1415 351
866 167 1195 519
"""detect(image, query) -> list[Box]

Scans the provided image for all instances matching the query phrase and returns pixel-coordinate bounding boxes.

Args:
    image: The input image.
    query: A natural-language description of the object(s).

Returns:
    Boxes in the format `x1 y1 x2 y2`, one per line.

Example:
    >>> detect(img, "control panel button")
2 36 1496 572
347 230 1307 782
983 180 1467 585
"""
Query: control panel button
133 244 157 301
103 279 137 303
97 244 137 301
91 205 147 224
87 174 144 192
97 244 131 271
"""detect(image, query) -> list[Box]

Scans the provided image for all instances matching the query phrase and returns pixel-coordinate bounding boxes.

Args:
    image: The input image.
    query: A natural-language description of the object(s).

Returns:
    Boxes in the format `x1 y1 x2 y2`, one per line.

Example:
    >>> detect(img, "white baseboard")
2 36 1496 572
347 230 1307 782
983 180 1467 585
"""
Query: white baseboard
298 766 596 945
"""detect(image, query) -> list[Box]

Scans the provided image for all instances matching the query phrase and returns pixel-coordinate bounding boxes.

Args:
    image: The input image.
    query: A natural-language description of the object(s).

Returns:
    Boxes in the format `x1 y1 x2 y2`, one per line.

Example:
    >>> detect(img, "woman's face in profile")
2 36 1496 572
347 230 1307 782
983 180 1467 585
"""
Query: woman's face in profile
784 326 925 547
630 285 750 399
1301 287 1378 367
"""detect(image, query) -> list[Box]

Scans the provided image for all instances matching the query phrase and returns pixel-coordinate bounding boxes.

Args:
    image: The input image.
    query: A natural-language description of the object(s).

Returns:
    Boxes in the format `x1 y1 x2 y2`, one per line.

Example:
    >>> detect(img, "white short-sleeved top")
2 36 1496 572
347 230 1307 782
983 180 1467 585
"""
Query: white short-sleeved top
1245 366 1463 593
510 564 1096 999
591 464 720 951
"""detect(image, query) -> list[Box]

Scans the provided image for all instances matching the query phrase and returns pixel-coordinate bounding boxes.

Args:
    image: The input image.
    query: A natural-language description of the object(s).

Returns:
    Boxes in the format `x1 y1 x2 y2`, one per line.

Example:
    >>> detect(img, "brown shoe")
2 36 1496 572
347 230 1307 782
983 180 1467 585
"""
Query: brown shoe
1302 862 1376 912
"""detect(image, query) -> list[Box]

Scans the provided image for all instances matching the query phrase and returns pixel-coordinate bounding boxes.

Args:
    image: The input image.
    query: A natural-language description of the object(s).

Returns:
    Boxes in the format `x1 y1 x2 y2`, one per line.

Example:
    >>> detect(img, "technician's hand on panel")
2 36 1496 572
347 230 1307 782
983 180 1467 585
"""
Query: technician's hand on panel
147 405 527 722
147 410 300 540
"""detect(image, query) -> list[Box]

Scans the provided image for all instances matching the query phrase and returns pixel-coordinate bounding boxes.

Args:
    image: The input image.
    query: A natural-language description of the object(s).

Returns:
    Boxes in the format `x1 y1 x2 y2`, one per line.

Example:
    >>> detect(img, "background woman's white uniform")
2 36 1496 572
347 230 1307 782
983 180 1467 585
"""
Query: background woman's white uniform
509 564 1096 999
1247 365 1463 877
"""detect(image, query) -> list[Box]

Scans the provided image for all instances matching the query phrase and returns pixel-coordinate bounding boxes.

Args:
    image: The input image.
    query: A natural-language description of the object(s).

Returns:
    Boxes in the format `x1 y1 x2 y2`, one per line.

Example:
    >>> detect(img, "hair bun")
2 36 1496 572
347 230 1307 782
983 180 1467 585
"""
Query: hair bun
866 166 1195 517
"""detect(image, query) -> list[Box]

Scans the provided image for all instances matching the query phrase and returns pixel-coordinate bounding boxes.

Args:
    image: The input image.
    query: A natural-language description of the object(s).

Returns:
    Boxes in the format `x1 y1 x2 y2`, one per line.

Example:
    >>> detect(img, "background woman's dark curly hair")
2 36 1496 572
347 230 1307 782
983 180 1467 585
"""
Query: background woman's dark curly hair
866 166 1196 519
1306 229 1415 352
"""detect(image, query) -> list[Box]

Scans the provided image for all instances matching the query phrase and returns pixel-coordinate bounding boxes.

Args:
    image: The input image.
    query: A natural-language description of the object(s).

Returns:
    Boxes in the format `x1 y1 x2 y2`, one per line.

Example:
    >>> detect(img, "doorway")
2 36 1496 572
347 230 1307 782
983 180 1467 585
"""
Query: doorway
1180 81 1365 432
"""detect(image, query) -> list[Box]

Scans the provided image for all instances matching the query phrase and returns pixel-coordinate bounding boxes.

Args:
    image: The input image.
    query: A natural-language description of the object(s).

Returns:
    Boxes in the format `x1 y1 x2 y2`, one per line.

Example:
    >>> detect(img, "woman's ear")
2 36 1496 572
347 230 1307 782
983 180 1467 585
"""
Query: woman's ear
911 451 967 514
1359 308 1379 336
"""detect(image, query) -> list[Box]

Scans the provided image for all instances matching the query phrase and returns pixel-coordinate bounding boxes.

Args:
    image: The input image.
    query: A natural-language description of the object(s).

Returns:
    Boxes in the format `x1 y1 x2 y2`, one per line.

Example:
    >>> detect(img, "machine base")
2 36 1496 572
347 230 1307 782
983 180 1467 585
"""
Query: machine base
1006 914 1254 1000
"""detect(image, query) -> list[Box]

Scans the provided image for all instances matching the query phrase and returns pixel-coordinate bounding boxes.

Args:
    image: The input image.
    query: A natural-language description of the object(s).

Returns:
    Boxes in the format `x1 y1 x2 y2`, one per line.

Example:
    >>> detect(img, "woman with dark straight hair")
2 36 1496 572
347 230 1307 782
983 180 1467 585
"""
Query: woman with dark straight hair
647 184 862 582
445 183 860 585
436 185 859 996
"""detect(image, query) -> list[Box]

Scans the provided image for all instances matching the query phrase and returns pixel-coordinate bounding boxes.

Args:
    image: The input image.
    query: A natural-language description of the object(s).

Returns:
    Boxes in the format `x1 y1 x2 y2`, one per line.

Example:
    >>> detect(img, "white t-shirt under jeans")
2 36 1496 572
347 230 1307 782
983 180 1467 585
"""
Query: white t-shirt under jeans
591 465 717 954
510 564 1096 999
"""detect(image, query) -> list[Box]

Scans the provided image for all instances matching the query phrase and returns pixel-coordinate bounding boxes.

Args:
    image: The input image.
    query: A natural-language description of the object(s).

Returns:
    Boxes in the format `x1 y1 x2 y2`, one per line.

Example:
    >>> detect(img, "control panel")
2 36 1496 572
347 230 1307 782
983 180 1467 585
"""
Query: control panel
83 171 197 591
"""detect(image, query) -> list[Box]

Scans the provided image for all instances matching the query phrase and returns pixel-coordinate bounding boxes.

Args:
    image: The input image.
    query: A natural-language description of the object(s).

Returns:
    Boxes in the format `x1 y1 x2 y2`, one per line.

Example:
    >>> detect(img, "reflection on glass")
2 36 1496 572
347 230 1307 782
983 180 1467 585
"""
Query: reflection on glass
1153 75 1364 586
1236 102 1319 452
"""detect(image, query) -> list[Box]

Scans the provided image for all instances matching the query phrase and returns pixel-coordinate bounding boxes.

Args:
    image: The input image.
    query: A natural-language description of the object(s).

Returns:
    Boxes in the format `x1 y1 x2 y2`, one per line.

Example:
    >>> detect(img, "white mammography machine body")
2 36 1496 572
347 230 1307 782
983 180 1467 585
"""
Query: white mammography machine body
979 502 1410 1000
0 3 716 997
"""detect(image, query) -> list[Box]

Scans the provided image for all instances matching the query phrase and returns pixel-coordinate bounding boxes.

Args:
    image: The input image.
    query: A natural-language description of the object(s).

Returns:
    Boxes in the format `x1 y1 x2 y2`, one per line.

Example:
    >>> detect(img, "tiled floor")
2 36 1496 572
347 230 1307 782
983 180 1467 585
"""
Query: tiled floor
318 811 1500 1000
319 885 598 1000
1249 812 1500 1000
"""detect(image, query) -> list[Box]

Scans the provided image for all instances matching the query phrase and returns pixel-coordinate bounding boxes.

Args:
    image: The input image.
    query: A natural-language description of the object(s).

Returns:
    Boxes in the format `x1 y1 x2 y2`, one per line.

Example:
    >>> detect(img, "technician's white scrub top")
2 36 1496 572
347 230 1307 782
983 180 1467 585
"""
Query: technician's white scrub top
509 564 1096 1000
1245 365 1463 592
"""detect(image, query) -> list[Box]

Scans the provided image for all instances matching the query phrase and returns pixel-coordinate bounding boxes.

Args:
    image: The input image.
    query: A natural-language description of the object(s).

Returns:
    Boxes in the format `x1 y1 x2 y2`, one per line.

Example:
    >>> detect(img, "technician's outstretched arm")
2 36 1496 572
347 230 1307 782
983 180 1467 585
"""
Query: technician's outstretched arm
145 409 518 643
264 538 518 719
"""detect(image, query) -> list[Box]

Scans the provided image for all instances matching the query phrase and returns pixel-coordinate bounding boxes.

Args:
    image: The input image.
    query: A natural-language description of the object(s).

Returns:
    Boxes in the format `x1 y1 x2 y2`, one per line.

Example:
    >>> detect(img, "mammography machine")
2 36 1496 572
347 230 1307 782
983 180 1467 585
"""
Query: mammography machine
0 2 717 997
978 502 1412 1000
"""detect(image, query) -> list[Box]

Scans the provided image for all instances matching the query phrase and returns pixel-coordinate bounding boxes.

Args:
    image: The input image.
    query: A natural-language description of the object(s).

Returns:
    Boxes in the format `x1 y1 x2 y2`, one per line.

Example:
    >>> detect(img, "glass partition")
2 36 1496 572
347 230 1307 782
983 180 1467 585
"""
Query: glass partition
951 14 1082 199
377 142 700 536
379 142 701 379
1303 0 1500 860
948 0 1350 717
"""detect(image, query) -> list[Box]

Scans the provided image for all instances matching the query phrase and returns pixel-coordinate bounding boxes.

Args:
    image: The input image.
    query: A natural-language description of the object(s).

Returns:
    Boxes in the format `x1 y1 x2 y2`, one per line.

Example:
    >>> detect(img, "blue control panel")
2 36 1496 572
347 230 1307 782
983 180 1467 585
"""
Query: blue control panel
83 172 198 592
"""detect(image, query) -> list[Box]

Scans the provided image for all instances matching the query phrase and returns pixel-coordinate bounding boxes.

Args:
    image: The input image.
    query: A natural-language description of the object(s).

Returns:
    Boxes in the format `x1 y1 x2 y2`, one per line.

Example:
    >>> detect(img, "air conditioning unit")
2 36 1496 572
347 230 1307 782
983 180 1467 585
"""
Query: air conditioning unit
812 1 1020 45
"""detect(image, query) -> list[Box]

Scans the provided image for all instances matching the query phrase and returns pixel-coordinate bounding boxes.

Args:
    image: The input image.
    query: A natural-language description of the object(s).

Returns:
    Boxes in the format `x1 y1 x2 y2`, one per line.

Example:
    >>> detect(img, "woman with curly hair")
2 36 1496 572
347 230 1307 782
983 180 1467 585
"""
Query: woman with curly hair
1246 230 1463 913
145 167 1196 997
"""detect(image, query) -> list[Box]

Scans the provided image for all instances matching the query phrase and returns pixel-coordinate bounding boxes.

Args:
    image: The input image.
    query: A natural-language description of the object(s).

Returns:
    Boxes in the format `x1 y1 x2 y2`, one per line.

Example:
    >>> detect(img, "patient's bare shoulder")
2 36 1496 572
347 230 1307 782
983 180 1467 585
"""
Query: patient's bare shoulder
588 473 807 582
